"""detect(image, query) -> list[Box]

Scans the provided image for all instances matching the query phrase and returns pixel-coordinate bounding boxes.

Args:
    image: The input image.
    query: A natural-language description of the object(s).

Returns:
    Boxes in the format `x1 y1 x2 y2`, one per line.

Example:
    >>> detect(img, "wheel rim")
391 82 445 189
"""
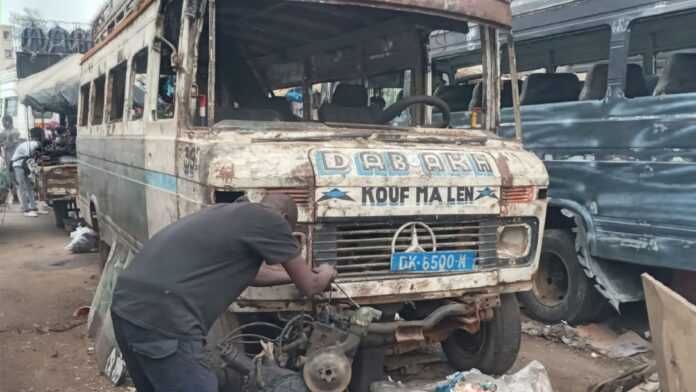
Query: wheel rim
532 250 569 307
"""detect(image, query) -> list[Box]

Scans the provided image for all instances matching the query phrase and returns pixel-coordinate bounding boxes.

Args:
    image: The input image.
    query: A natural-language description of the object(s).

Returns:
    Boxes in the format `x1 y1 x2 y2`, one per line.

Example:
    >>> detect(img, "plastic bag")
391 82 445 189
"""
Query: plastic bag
65 226 99 253
371 361 553 392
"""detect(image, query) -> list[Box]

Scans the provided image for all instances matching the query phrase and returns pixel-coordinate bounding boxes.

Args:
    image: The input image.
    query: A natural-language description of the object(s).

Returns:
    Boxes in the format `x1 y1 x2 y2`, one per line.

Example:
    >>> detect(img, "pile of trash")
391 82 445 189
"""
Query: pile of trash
521 319 651 359
371 361 553 392
65 226 99 253
590 362 660 392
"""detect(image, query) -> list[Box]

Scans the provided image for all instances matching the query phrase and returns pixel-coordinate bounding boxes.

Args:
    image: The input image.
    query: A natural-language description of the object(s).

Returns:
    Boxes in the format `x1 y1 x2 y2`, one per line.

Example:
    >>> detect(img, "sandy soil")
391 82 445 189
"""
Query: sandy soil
0 207 634 392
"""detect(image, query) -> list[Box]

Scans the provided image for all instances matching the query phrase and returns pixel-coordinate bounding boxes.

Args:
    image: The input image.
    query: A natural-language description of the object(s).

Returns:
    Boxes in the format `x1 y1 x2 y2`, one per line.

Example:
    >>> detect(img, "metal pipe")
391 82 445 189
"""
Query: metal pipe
507 32 523 141
366 303 472 334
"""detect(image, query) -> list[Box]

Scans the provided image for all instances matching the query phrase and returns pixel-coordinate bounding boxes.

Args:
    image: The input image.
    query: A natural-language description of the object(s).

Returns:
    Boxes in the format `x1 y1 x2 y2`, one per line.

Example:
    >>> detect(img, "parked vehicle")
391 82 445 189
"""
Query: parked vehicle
81 0 548 388
431 0 696 324
18 54 81 229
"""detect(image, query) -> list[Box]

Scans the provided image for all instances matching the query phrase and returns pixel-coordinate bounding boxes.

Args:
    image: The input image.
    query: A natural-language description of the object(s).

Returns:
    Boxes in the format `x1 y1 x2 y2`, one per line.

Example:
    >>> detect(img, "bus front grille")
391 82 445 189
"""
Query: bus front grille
312 217 498 278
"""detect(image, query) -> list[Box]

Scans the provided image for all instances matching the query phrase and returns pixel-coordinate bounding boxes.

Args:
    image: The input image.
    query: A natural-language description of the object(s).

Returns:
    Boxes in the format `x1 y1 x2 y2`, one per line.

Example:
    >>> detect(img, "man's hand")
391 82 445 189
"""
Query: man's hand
314 263 338 282
282 256 337 297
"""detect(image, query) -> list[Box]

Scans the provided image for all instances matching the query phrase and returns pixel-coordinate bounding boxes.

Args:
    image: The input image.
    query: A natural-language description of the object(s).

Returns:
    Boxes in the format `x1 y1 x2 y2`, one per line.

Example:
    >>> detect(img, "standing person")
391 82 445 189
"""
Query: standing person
11 127 46 217
110 194 337 392
0 115 23 203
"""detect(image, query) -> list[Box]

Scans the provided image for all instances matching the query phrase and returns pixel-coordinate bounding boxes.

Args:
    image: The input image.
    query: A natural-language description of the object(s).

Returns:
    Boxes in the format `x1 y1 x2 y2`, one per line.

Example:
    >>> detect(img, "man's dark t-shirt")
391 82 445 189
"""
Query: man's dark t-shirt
111 203 299 339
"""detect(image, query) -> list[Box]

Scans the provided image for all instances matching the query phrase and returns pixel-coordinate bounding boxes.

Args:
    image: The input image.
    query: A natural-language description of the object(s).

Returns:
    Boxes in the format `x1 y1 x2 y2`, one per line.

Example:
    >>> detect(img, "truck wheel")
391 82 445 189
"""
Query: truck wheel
53 201 67 229
442 294 521 375
204 312 245 392
518 229 606 325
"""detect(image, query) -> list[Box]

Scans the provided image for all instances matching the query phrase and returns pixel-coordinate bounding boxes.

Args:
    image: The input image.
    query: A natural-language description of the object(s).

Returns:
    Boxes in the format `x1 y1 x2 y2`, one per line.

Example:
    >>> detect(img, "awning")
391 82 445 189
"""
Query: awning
17 54 81 115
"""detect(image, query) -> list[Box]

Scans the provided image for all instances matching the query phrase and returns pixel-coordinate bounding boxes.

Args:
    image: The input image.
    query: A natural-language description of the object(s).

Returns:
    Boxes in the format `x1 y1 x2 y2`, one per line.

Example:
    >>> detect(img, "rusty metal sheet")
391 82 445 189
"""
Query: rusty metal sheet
290 0 512 27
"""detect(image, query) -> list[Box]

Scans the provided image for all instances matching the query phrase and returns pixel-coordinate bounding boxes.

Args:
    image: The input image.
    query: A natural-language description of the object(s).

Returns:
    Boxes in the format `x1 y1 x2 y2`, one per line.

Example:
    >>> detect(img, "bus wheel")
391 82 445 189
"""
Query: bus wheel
204 312 245 392
441 294 521 375
518 229 606 325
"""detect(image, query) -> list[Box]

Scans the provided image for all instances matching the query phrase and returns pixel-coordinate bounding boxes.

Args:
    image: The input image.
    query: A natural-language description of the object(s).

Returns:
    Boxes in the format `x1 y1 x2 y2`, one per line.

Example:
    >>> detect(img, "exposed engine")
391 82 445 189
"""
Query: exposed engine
218 306 382 392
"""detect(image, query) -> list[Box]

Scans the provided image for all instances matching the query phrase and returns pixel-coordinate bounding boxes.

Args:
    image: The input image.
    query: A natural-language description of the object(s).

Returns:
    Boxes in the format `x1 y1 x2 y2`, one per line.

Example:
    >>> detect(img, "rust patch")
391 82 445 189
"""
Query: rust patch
290 162 314 183
395 326 425 343
215 165 235 184
496 154 514 188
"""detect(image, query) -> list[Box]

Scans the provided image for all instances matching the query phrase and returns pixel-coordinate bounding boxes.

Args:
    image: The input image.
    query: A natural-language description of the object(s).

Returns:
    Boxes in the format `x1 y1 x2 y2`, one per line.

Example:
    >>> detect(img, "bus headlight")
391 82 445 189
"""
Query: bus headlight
497 223 532 259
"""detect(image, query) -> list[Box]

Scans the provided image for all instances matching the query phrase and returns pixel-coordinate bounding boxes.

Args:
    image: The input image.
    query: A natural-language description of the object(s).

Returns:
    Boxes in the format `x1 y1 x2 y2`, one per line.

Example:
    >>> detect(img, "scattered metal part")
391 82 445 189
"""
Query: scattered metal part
303 349 352 392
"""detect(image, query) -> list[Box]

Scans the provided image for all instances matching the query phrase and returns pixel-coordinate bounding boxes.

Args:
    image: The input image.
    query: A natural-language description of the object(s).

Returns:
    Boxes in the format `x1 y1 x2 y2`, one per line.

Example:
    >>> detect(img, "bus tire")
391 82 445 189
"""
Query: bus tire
204 312 245 392
518 229 607 325
442 294 521 375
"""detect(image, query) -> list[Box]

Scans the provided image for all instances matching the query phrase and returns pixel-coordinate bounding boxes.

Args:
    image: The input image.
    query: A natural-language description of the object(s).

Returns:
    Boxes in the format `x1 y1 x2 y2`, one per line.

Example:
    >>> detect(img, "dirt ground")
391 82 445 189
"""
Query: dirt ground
0 207 635 392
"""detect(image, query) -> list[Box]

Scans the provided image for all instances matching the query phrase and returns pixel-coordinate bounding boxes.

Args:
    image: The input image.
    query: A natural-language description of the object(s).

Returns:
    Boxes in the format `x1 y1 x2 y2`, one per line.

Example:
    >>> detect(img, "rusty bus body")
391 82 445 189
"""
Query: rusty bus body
80 0 548 385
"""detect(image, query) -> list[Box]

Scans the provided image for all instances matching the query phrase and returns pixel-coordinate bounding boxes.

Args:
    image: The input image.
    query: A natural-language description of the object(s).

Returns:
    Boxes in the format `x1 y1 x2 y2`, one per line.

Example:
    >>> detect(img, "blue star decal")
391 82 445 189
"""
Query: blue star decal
476 186 498 200
318 188 355 202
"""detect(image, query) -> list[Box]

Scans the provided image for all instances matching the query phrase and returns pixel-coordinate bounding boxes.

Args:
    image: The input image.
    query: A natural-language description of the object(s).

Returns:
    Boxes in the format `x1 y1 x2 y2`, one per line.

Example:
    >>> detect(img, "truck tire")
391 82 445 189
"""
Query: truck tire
442 294 521 375
204 311 245 392
518 229 607 325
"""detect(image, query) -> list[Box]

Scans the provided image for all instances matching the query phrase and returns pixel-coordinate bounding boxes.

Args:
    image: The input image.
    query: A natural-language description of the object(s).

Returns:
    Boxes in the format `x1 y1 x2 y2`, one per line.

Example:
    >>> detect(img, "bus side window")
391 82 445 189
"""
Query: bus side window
130 48 148 121
155 0 181 121
108 61 128 123
92 75 106 125
156 53 176 120
79 83 90 126
4 97 17 116
628 10 696 98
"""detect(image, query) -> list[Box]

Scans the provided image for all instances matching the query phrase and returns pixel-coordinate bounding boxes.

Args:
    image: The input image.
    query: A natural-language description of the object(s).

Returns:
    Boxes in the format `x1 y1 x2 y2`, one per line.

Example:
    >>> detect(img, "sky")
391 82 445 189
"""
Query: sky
1 0 104 25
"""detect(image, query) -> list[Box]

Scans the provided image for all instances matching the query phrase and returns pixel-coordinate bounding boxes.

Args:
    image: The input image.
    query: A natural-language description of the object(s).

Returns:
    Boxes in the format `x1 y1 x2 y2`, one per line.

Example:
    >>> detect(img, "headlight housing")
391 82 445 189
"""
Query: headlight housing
496 217 539 266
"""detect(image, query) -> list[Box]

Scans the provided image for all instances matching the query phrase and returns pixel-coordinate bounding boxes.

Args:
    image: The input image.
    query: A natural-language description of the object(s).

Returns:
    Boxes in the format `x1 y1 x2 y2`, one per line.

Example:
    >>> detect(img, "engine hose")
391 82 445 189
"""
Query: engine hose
366 303 472 335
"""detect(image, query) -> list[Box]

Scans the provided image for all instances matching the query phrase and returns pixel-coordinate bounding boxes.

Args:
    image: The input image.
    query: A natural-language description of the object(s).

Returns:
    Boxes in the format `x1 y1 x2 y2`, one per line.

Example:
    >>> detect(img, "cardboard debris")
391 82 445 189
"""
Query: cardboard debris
643 274 696 392
522 319 650 358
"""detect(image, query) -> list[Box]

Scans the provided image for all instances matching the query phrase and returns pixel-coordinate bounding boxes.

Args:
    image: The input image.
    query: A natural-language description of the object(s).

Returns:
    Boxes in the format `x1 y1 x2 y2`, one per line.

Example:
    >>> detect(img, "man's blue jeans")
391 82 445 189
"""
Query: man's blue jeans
14 167 36 212
111 310 218 392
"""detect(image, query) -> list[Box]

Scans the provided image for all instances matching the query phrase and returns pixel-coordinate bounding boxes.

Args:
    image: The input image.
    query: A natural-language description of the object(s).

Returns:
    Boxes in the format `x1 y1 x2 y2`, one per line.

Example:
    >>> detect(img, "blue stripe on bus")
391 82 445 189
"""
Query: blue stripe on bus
143 171 177 192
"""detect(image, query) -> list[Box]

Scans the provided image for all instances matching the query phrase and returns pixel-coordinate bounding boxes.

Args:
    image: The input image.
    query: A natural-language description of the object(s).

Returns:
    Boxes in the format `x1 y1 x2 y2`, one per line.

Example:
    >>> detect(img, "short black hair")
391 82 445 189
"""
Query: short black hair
29 127 44 141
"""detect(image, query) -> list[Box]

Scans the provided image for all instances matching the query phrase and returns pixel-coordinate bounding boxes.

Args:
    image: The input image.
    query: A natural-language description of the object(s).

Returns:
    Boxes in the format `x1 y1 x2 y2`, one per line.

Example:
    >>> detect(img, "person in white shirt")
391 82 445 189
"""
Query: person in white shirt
11 127 47 217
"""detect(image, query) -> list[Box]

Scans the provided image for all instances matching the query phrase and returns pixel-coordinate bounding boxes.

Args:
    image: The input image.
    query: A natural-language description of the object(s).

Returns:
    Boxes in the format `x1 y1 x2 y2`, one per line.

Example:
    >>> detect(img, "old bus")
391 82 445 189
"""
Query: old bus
431 0 696 324
80 0 548 388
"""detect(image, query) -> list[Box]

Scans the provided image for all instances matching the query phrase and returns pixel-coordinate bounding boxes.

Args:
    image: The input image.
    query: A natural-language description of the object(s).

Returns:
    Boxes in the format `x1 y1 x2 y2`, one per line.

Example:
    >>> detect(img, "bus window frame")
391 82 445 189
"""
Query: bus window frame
107 60 129 124
91 75 107 126
79 82 91 126
128 46 151 122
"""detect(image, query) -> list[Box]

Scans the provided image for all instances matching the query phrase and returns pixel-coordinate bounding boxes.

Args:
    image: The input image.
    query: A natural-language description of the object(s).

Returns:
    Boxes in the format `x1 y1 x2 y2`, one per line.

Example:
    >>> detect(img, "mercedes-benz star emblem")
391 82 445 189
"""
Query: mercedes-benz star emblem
391 222 437 254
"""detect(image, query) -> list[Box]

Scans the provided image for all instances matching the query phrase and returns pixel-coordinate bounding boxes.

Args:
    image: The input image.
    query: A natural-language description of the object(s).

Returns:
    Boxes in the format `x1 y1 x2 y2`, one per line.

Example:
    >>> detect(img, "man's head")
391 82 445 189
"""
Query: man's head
261 193 298 230
2 115 12 130
29 127 44 141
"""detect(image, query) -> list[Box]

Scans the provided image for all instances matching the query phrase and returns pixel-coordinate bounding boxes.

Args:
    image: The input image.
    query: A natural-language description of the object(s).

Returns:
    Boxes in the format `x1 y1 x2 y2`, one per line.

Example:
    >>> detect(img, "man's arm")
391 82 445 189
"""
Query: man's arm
281 255 336 297
252 262 292 287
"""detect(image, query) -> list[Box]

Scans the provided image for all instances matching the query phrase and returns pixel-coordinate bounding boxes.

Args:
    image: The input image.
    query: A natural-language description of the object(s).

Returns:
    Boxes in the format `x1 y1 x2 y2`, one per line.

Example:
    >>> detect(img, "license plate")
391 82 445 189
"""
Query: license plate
390 251 475 273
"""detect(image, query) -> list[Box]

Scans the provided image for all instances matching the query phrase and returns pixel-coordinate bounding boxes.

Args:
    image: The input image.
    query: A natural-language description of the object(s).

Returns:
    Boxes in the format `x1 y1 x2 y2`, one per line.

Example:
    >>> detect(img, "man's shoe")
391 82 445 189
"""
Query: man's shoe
36 209 49 215
24 211 38 217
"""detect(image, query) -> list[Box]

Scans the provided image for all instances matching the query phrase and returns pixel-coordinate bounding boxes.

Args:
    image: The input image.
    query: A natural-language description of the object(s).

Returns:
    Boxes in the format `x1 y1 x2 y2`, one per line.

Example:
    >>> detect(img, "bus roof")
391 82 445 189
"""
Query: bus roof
290 0 512 27
83 0 511 64
431 0 696 63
